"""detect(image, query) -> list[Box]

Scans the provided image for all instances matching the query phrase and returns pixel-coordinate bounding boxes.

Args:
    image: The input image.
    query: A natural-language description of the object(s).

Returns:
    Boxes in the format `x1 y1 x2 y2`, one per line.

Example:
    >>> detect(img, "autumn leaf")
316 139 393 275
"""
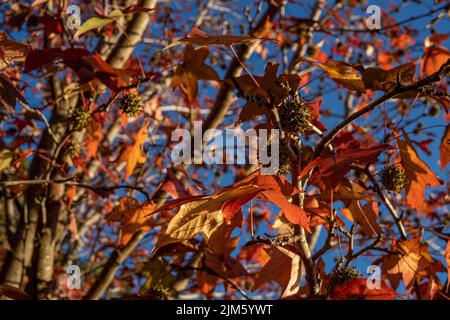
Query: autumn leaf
341 200 381 236
439 124 450 170
300 142 390 189
396 130 441 212
171 27 279 48
107 196 156 247
0 31 28 69
152 185 263 253
172 45 219 101
330 279 396 300
297 57 365 92
0 73 27 114
74 9 124 39
85 119 104 160
361 62 416 92
116 119 149 180
252 246 301 298
382 235 431 291
151 172 310 253
230 62 300 124
421 45 450 77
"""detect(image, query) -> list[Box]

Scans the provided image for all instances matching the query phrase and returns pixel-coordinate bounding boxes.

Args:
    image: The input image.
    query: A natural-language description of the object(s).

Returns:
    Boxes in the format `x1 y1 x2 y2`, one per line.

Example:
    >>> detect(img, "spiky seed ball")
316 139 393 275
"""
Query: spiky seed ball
258 141 295 175
120 93 143 117
277 92 311 138
72 108 92 131
66 142 80 158
379 165 407 193
143 284 171 300
329 266 362 293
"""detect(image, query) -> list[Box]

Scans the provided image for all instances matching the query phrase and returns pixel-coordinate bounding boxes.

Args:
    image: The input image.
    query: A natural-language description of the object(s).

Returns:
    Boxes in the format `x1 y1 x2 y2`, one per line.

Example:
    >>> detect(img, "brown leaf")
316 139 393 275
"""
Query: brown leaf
0 31 29 69
0 73 26 114
396 130 441 212
175 27 278 47
0 284 31 300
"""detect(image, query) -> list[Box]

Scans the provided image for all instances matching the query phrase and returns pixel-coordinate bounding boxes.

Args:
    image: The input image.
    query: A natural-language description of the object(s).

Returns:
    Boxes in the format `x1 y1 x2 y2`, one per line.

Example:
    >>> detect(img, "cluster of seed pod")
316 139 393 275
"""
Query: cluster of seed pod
71 107 92 131
328 266 362 293
379 165 407 193
119 93 143 117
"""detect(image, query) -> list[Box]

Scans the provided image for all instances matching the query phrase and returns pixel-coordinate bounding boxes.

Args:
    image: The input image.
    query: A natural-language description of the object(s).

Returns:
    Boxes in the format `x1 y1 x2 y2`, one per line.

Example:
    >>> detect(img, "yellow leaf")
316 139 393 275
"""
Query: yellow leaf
74 9 124 39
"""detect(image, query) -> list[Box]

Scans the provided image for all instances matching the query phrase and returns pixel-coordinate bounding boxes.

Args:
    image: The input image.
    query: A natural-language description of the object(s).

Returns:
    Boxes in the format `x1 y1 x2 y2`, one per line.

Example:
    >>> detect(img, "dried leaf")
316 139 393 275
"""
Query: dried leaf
172 27 278 47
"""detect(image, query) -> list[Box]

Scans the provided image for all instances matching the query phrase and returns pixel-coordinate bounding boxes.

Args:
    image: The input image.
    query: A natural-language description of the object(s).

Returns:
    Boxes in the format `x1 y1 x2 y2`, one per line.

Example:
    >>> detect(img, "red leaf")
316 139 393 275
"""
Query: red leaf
330 279 396 300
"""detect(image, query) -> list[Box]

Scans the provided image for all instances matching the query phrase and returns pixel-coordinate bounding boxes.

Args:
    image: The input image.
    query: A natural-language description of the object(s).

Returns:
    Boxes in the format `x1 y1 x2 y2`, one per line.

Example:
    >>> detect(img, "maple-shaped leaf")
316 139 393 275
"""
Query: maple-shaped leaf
151 171 310 253
396 130 441 212
107 196 156 247
172 27 278 47
330 279 396 300
172 45 219 101
382 235 431 291
116 119 149 180
341 200 381 236
300 142 390 189
421 44 450 77
252 246 301 298
152 184 263 253
230 62 301 124
439 124 450 170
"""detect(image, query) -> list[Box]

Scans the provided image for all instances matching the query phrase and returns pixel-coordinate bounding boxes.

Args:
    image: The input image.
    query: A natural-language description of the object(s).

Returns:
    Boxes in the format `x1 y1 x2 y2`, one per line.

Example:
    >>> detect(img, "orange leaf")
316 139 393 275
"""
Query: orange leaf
85 119 104 160
107 196 156 247
116 119 149 180
439 124 450 170
341 200 381 236
421 45 450 77
382 235 430 291
396 130 441 212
